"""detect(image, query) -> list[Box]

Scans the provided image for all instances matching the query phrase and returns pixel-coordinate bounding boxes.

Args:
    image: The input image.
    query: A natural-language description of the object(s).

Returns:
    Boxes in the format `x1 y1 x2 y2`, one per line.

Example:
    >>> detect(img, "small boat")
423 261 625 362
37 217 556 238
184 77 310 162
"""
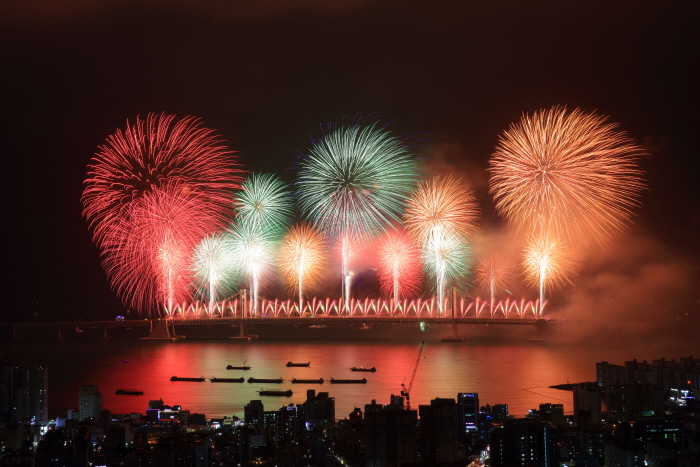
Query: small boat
115 389 143 395
170 376 205 382
330 378 367 384
350 366 376 372
226 365 251 370
210 377 245 383
248 377 284 384
286 361 310 367
291 378 324 384
258 389 293 397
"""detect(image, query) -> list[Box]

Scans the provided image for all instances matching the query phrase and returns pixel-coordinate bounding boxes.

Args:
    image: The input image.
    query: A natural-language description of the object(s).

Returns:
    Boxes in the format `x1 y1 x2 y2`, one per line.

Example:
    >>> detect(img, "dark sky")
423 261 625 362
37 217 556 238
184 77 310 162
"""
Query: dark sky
2 1 698 323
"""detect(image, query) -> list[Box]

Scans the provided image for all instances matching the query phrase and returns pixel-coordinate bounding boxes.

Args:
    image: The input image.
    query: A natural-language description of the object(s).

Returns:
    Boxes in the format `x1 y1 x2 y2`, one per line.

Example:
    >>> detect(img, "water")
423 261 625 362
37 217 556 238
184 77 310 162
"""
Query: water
1 338 696 420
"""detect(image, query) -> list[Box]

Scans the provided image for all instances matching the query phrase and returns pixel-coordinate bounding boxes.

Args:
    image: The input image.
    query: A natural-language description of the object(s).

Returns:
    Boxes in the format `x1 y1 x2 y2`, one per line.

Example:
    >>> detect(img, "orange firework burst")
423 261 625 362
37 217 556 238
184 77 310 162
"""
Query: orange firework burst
475 251 512 303
489 106 645 246
377 229 422 301
404 175 479 243
522 234 578 314
278 223 328 307
404 175 479 308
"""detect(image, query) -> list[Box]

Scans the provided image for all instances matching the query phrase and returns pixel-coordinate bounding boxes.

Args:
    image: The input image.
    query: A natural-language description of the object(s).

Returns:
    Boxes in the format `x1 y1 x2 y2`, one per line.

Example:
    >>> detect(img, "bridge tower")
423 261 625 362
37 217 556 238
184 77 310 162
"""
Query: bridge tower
441 288 464 342
231 289 257 341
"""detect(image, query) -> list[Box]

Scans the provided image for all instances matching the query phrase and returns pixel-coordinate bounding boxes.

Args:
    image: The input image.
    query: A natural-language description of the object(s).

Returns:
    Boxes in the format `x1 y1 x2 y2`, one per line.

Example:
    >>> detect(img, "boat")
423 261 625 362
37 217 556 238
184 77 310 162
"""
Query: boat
115 389 143 395
350 366 376 372
286 361 310 367
248 377 284 384
226 365 251 370
291 378 324 384
170 376 205 382
210 377 245 383
330 378 367 384
258 389 293 396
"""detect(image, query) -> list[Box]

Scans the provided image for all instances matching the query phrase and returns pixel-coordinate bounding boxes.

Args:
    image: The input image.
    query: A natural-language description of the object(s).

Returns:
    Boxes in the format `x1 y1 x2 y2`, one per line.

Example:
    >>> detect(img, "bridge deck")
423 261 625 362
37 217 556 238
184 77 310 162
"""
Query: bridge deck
9 316 542 330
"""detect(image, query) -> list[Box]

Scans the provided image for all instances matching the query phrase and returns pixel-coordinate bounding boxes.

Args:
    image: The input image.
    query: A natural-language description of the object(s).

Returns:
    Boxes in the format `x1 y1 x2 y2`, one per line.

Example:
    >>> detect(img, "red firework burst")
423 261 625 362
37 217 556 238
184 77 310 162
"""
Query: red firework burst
377 229 422 301
100 184 223 315
82 113 243 246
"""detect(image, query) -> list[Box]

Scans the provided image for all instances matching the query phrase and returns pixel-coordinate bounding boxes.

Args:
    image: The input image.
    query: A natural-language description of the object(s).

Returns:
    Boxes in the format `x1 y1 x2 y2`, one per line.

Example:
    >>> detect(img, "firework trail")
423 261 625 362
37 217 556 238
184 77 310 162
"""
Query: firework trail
523 234 577 316
83 113 243 247
192 233 237 316
101 184 220 315
296 118 417 304
404 175 479 311
278 223 328 310
377 229 422 302
488 106 645 246
230 173 293 314
475 251 512 305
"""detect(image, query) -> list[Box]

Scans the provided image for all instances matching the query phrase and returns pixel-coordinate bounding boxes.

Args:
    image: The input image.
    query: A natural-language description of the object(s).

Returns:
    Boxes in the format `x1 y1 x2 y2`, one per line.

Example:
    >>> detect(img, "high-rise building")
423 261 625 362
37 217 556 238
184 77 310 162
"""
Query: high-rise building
79 385 102 421
573 382 602 427
1 365 49 424
303 390 335 430
278 404 301 442
492 403 509 422
364 397 417 467
418 398 459 465
604 383 664 422
490 418 558 467
457 392 479 437
539 403 564 427
244 400 264 432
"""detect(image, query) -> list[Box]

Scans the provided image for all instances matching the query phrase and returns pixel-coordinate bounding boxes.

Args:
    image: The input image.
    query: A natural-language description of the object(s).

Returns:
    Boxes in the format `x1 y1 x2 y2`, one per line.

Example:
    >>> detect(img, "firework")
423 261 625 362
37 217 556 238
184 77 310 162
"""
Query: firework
101 184 220 315
422 229 472 308
475 251 512 305
234 173 294 238
377 229 422 302
489 106 645 246
523 234 577 315
82 113 243 247
226 221 279 315
296 118 417 303
278 223 328 310
229 173 293 313
404 175 479 310
192 233 237 316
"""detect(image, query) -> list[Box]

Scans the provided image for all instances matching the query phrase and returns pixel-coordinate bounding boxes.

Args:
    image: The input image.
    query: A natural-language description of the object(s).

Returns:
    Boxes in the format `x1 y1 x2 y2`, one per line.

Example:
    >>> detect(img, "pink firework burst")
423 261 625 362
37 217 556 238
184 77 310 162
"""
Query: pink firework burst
377 229 422 301
100 184 223 315
82 113 243 246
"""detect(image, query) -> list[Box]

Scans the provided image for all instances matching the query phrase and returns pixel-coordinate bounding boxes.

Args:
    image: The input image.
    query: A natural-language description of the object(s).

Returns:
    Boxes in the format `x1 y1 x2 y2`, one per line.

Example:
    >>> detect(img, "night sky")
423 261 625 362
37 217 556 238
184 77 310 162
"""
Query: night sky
2 1 698 325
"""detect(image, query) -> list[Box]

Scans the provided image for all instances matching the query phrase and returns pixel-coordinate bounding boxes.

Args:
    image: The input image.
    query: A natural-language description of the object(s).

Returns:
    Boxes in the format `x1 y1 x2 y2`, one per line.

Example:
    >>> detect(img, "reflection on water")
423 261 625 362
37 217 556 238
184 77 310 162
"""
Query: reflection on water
2 339 695 419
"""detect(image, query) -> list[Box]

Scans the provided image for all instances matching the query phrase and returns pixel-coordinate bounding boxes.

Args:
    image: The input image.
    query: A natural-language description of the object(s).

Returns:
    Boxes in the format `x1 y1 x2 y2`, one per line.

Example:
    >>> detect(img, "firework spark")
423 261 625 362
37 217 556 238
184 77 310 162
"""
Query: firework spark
475 251 512 305
230 173 293 313
377 229 422 302
404 175 479 310
296 118 417 303
489 106 645 246
234 173 294 237
192 233 237 316
523 234 577 315
226 221 278 315
278 223 328 310
101 184 220 315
